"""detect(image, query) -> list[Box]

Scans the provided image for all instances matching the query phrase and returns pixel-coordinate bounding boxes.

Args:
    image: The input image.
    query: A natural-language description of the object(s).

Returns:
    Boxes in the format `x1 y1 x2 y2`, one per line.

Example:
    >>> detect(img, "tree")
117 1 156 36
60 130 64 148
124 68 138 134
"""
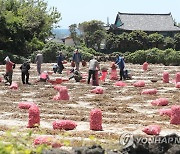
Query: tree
148 33 164 49
69 24 81 46
174 33 180 50
128 31 148 52
78 20 106 51
164 37 175 49
0 0 61 56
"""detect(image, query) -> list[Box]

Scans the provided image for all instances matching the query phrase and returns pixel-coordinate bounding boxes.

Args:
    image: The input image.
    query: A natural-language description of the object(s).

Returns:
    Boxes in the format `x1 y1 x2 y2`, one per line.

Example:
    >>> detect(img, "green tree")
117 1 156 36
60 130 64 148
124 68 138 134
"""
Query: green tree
128 31 148 52
0 0 61 56
164 37 175 49
148 33 164 49
79 20 106 51
174 33 180 50
69 24 81 46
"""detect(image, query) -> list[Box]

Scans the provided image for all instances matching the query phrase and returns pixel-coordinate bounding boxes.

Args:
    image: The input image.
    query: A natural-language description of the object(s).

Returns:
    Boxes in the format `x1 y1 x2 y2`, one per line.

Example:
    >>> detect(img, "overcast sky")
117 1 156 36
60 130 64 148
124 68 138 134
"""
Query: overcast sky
46 0 180 29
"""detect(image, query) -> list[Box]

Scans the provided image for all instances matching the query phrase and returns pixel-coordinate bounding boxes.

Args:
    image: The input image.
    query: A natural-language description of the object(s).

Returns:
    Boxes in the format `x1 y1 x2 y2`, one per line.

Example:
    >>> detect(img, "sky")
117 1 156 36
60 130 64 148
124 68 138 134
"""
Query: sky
46 0 180 29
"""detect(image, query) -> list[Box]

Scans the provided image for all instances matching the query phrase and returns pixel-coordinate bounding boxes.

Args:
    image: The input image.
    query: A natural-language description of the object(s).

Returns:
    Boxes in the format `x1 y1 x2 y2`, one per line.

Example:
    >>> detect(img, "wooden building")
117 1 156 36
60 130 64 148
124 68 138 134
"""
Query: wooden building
109 12 180 37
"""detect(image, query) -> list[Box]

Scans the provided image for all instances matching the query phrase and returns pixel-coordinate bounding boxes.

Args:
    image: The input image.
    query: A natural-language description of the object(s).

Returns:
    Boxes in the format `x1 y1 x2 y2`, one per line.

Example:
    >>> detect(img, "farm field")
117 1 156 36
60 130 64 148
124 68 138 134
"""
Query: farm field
0 62 180 151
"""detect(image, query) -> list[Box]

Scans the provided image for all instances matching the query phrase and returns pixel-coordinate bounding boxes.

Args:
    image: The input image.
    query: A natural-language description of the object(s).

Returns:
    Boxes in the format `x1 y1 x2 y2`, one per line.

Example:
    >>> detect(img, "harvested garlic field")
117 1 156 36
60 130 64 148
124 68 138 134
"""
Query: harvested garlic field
0 62 180 150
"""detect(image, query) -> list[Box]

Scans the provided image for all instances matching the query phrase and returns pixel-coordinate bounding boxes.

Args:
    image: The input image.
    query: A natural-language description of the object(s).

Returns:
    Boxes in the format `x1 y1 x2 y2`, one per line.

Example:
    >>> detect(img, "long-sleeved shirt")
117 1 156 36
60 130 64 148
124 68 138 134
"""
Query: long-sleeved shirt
115 56 125 69
73 52 82 63
35 54 43 64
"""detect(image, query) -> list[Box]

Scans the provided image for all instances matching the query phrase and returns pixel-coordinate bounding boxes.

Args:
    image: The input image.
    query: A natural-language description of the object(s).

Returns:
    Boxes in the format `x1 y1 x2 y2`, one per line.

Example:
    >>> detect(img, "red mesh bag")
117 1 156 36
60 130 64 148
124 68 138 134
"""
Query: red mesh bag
133 80 145 87
28 104 40 128
176 82 180 88
159 109 172 117
40 72 48 80
115 81 127 87
142 125 161 135
141 89 157 95
34 136 62 148
71 61 75 67
92 70 99 86
142 62 148 71
53 86 69 100
175 72 180 83
163 72 169 83
53 120 77 130
110 69 118 80
111 62 117 69
55 78 63 84
100 71 108 82
10 82 18 90
54 85 63 91
18 102 35 109
90 109 102 131
48 80 57 85
151 98 169 106
91 86 104 94
170 105 180 125
82 60 87 67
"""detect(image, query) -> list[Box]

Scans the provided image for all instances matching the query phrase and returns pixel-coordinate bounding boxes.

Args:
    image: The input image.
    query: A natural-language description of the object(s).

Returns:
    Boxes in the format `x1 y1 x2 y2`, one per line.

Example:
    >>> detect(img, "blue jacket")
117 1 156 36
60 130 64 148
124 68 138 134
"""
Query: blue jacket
57 55 64 66
115 56 125 69
73 53 82 63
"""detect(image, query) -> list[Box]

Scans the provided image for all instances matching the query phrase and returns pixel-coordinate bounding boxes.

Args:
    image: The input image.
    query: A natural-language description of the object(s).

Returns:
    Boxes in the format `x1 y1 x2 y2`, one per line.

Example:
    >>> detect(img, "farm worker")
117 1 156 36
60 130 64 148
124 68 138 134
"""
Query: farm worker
35 51 43 75
115 54 126 80
4 56 15 85
40 71 49 82
69 70 82 82
20 59 31 84
72 49 82 71
57 51 65 74
87 56 100 85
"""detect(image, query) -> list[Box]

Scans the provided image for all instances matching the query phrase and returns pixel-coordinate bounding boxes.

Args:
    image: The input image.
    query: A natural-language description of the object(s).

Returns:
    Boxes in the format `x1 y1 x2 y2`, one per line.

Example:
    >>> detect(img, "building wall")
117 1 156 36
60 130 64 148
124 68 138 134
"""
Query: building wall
64 38 75 46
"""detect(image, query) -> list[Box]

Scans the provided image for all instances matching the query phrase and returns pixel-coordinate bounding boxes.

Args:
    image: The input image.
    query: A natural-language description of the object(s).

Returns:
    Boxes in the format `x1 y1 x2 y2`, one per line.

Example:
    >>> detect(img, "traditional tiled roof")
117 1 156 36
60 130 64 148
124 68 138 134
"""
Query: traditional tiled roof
115 12 180 32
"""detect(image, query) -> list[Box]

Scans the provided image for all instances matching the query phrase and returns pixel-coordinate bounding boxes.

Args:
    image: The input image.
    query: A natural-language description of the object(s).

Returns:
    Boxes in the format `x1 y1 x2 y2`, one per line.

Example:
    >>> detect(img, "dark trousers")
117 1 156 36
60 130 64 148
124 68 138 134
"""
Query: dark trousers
4 71 13 85
120 68 126 80
22 71 29 84
58 62 64 74
88 70 96 84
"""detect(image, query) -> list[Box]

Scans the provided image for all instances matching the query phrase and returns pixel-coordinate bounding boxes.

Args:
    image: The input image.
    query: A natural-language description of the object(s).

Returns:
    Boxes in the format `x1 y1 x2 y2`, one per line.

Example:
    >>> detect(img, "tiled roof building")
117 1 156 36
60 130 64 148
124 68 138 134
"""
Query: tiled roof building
110 12 180 37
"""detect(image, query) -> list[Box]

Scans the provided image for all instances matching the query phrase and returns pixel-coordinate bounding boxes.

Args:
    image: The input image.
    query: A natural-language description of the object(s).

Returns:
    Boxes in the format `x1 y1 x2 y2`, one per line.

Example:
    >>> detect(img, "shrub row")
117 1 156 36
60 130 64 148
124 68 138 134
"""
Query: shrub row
125 48 180 66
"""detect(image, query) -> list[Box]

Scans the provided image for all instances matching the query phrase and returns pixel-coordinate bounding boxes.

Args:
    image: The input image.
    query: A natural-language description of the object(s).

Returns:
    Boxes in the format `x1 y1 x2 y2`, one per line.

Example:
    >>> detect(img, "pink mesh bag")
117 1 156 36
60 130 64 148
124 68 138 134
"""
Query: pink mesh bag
18 102 35 109
176 82 180 88
142 62 148 71
151 98 169 106
159 109 172 117
142 125 161 135
28 104 40 128
10 82 18 90
115 81 127 87
90 109 102 131
110 69 118 80
141 89 157 95
34 136 62 148
163 72 169 83
170 105 180 125
175 72 180 83
91 86 104 94
133 80 145 87
53 120 77 130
